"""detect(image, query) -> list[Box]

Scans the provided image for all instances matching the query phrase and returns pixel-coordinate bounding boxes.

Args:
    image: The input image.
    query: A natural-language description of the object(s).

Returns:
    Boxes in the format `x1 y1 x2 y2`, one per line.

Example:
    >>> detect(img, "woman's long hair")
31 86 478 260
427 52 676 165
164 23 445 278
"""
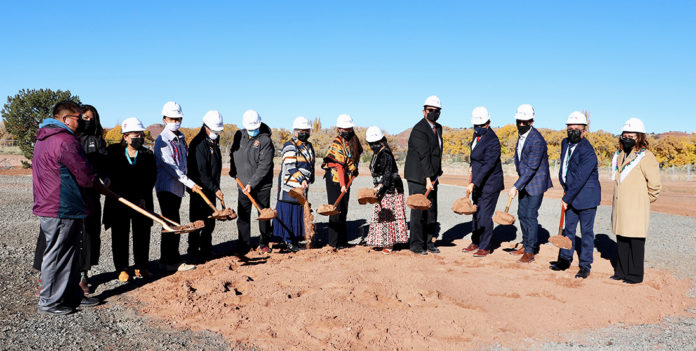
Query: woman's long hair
348 132 363 164
81 104 104 136
619 132 649 150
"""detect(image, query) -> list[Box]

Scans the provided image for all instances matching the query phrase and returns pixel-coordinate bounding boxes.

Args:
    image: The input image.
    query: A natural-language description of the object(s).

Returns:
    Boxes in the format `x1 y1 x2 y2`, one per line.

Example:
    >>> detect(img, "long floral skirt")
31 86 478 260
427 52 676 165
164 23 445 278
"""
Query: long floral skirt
366 192 408 247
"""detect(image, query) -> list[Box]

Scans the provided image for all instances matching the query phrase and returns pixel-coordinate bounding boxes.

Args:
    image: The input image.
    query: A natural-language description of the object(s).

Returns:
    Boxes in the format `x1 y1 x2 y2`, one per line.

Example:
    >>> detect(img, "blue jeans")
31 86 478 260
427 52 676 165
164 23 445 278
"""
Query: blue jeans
559 206 597 269
518 190 544 254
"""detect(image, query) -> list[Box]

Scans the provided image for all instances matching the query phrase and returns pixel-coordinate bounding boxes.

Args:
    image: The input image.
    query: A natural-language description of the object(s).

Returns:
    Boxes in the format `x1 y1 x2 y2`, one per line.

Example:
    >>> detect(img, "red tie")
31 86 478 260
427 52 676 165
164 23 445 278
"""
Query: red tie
432 126 437 136
476 136 481 142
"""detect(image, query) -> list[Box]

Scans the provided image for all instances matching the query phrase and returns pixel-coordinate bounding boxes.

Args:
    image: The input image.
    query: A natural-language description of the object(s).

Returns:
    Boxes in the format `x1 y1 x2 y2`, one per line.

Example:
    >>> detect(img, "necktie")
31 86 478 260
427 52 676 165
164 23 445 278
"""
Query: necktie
432 125 437 136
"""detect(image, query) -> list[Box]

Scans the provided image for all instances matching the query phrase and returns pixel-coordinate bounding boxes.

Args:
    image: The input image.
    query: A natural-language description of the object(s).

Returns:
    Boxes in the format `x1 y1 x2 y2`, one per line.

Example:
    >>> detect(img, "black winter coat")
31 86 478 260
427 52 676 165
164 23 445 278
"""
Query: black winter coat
369 146 404 197
229 123 275 190
404 118 443 184
188 128 222 219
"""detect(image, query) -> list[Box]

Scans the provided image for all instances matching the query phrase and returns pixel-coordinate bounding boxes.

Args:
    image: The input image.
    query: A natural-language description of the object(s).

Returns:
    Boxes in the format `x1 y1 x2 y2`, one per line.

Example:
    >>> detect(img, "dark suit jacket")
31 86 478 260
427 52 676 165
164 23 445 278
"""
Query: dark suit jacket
470 129 504 194
513 127 553 196
559 137 601 210
404 118 443 184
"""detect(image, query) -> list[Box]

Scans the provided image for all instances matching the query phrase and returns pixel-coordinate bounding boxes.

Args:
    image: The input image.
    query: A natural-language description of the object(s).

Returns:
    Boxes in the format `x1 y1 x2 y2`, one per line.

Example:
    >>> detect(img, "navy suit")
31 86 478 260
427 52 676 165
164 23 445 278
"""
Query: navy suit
469 128 504 251
513 127 553 254
558 137 601 269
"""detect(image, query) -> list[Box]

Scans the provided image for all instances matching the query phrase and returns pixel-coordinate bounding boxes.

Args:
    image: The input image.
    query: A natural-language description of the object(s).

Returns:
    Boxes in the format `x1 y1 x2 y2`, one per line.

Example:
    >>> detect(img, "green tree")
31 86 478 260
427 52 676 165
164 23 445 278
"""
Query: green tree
1 89 80 167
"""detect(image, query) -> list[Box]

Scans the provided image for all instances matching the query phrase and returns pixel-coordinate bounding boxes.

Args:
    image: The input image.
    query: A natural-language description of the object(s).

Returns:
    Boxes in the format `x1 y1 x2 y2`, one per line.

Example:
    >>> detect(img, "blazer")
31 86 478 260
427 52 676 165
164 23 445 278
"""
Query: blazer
469 128 504 194
404 118 443 184
513 127 553 196
559 137 601 210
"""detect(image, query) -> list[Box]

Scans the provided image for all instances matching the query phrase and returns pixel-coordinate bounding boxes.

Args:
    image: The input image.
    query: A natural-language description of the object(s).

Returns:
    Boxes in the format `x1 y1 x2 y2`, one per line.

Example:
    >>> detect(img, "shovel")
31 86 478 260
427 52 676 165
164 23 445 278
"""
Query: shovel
492 195 516 225
288 187 316 249
193 187 237 221
357 187 378 205
452 170 477 215
235 178 277 220
107 191 204 234
406 176 439 210
317 175 355 216
549 203 573 249
216 194 238 220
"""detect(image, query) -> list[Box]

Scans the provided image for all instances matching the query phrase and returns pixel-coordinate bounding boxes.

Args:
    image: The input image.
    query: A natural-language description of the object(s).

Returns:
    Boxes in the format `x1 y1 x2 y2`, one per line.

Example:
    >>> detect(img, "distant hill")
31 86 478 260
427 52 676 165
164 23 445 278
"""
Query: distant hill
147 124 164 139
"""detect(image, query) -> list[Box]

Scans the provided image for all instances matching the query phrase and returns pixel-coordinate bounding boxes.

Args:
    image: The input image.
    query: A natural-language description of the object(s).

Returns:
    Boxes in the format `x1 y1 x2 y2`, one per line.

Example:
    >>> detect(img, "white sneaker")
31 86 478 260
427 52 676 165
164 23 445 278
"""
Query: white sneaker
177 263 196 272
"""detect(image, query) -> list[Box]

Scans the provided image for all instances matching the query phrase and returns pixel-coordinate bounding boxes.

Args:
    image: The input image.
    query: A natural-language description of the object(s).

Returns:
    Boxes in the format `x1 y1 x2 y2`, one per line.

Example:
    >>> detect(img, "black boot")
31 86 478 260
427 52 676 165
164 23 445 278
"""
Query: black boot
549 259 570 271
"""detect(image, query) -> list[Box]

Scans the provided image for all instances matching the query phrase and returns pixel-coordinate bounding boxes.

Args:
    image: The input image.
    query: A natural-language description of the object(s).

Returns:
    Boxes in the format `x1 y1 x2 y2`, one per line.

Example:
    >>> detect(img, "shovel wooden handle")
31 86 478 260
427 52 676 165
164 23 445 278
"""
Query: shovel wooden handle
217 194 227 209
332 175 355 207
504 194 514 213
423 176 440 198
558 203 566 236
107 191 175 231
193 187 218 212
236 178 263 212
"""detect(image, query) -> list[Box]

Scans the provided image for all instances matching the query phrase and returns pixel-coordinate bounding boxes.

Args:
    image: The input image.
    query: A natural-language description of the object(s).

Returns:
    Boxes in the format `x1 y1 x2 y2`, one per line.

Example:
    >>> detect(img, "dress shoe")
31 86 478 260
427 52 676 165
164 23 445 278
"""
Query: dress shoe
427 245 440 254
623 279 642 285
411 249 428 255
518 252 535 263
575 267 591 279
462 243 479 253
473 249 490 257
510 247 525 255
38 304 74 315
286 242 301 253
549 259 570 271
80 296 100 307
609 274 624 281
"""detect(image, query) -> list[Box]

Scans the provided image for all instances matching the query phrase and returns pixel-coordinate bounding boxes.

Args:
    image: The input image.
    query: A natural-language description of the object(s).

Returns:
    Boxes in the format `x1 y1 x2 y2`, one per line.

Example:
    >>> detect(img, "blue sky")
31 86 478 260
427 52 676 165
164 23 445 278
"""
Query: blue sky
1 1 694 134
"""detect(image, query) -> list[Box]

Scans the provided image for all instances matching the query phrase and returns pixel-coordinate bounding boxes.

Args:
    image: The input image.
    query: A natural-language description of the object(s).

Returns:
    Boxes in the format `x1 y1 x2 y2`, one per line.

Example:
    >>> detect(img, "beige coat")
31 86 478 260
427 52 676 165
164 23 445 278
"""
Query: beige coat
611 149 661 238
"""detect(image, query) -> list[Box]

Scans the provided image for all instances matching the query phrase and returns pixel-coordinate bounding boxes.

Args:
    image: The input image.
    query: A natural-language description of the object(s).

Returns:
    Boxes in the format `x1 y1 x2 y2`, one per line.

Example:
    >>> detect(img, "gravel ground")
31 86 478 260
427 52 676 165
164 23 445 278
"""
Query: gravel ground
1 174 694 350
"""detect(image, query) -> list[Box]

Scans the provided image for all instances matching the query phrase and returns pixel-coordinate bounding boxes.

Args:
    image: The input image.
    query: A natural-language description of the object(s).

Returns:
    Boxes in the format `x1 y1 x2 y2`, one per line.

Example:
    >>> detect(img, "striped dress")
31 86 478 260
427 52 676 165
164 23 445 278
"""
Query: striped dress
273 138 315 242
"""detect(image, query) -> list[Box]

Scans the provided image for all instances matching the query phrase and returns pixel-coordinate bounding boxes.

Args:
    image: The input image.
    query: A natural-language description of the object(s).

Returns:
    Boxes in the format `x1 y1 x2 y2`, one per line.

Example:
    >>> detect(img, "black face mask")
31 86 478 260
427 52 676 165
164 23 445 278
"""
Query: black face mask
369 142 382 152
340 130 354 141
620 137 636 153
75 118 86 135
567 129 582 144
427 110 440 122
474 126 488 136
517 124 531 135
129 137 144 149
297 131 310 142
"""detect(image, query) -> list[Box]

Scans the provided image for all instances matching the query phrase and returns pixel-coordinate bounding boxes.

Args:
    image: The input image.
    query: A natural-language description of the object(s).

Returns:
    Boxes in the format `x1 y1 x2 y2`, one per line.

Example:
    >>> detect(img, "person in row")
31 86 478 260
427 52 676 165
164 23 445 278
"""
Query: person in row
321 114 362 250
461 107 504 257
610 118 661 284
509 104 553 263
103 117 157 281
549 112 601 279
229 110 275 256
405 96 443 255
273 117 316 252
364 126 408 254
187 111 225 264
32 101 104 314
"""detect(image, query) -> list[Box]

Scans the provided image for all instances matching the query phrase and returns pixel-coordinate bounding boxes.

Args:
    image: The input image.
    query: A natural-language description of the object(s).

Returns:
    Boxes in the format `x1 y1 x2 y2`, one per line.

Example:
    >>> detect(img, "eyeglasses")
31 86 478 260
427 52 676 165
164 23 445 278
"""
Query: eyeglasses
64 114 81 120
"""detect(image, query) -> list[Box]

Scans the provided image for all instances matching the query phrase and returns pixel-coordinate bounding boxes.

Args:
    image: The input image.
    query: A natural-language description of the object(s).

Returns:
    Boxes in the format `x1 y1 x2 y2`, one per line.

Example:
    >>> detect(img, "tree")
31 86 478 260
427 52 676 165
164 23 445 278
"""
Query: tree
1 89 80 167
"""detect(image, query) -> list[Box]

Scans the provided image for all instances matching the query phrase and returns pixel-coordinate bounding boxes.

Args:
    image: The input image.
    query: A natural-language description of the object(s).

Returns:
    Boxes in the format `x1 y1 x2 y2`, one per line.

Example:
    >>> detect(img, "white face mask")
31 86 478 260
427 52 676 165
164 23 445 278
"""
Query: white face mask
166 121 181 132
208 131 218 140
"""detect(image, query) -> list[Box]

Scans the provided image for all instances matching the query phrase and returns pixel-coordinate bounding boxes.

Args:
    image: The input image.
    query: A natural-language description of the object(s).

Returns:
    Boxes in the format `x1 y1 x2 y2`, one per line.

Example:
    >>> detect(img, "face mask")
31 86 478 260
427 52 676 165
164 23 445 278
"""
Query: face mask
369 142 382 152
340 130 354 140
567 129 582 144
474 126 488 136
166 121 181 132
297 131 310 142
620 137 636 152
83 119 95 134
517 124 531 135
247 129 260 137
75 118 86 134
427 110 440 122
208 131 218 140
129 137 144 149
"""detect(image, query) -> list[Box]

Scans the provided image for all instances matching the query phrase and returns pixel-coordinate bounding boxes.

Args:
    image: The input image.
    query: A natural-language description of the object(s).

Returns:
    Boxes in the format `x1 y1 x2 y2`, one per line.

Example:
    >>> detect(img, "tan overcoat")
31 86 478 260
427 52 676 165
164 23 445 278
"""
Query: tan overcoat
611 149 661 238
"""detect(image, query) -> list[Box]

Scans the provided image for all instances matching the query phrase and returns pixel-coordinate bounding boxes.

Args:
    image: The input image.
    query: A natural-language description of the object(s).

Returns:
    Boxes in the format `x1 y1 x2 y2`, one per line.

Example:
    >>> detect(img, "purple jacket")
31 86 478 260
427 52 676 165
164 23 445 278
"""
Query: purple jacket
32 118 96 219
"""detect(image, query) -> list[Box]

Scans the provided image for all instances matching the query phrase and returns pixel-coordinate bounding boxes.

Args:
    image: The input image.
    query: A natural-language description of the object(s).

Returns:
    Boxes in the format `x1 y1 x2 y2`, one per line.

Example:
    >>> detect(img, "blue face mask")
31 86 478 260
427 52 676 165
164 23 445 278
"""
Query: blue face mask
247 129 260 137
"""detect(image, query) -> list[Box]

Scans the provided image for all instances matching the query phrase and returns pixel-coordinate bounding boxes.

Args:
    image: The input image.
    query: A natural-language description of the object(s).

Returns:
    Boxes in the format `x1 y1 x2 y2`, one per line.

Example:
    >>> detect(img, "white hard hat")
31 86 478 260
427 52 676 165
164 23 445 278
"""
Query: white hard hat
424 95 442 109
336 114 354 129
242 109 262 130
622 117 646 134
566 111 588 125
292 116 311 130
514 104 535 121
161 101 183 118
471 106 490 125
365 126 385 142
121 117 146 133
202 110 224 132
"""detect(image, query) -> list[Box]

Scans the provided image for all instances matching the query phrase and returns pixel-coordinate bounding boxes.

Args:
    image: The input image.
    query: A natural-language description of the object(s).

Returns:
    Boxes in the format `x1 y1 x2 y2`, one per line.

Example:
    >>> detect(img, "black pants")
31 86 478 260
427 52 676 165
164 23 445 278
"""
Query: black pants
111 208 151 272
188 191 216 259
157 191 183 265
471 190 498 251
615 235 645 283
79 198 102 271
237 186 272 254
408 181 438 252
325 177 351 248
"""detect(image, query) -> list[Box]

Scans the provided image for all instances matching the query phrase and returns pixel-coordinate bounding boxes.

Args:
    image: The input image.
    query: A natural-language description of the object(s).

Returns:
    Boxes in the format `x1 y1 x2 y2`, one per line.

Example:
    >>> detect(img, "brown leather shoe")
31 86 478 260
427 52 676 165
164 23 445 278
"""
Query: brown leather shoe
510 247 525 255
462 243 479 252
518 252 535 263
473 249 490 257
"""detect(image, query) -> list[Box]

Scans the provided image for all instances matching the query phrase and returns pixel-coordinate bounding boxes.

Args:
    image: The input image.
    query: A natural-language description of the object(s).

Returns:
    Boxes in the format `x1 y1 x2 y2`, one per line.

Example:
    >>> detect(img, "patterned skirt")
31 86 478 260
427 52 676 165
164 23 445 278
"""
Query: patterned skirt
366 192 409 247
